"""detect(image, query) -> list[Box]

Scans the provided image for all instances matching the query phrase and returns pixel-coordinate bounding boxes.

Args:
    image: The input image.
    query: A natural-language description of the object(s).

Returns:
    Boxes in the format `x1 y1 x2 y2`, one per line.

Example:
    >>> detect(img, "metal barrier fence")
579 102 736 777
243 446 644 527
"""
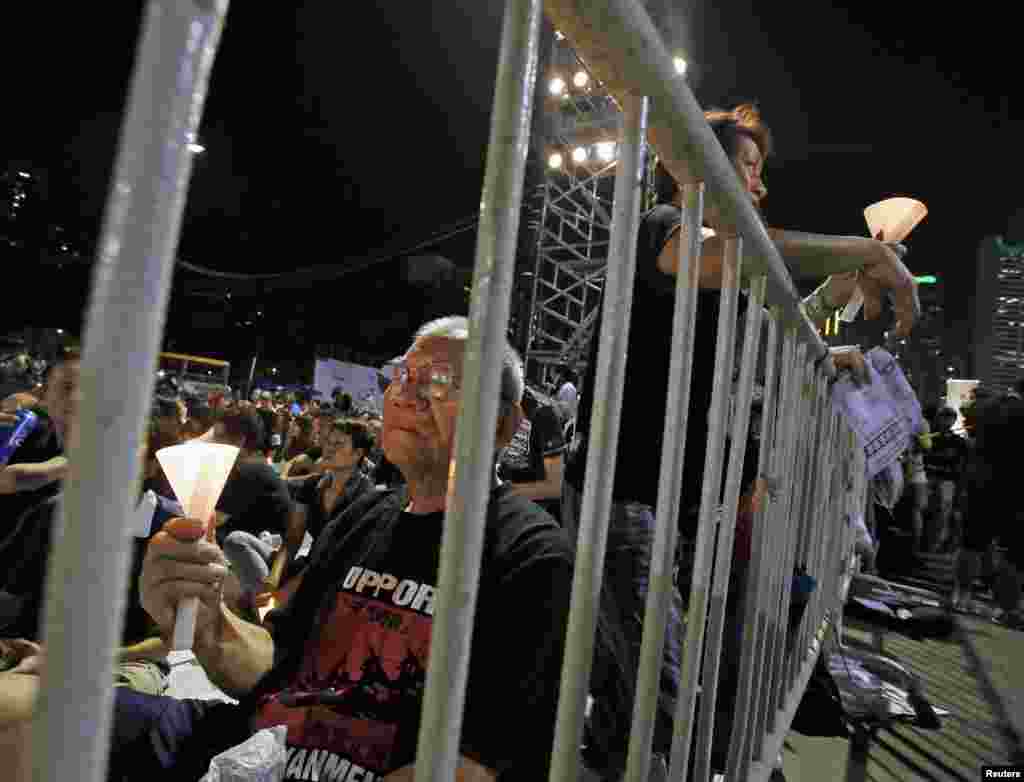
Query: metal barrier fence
31 1 866 781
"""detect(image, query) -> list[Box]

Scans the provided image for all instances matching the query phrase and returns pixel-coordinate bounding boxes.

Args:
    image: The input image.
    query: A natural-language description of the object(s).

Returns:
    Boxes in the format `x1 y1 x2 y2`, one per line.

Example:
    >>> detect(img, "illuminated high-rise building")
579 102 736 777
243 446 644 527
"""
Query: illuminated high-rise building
971 234 1024 390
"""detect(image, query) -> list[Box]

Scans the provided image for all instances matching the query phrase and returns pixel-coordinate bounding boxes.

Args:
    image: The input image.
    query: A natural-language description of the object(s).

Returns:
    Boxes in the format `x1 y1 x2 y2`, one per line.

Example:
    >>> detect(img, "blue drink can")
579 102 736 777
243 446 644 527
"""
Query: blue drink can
0 409 39 466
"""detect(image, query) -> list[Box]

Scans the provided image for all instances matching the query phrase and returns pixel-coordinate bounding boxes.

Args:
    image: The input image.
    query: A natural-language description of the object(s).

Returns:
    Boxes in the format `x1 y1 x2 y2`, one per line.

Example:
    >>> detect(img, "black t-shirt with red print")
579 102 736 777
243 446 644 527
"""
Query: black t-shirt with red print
247 485 572 781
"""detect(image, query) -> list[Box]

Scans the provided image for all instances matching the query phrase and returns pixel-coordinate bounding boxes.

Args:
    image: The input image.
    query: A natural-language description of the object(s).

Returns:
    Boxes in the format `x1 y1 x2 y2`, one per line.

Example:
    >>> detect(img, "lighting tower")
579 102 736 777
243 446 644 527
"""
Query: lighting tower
521 32 624 391
521 34 687 392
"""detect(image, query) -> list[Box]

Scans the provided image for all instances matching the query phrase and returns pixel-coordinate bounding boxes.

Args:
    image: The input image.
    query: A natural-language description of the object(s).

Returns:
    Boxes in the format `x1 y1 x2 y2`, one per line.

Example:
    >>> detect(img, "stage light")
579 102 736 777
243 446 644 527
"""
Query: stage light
572 146 588 164
573 70 589 88
548 76 566 96
187 142 205 154
596 141 616 162
548 152 563 169
673 56 688 76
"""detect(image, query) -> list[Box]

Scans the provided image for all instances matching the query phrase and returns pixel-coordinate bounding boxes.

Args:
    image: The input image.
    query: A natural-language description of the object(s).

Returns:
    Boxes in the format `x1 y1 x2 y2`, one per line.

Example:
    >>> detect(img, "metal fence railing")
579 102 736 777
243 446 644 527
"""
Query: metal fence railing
32 1 866 781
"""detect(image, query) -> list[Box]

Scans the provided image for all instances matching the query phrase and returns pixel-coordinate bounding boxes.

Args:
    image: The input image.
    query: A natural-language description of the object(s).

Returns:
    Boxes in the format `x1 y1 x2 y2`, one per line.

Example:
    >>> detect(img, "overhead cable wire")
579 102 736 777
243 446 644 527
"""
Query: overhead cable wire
177 213 481 281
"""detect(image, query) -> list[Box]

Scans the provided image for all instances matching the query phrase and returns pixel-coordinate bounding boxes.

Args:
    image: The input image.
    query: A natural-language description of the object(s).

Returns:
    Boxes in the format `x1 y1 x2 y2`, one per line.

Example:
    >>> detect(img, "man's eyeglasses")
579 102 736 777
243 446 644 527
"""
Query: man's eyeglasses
388 359 461 404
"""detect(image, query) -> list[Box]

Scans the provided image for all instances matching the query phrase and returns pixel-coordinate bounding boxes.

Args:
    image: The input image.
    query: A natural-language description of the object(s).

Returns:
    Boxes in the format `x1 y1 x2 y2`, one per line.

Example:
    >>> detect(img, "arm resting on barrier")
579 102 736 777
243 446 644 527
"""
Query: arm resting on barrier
769 229 919 336
651 204 917 336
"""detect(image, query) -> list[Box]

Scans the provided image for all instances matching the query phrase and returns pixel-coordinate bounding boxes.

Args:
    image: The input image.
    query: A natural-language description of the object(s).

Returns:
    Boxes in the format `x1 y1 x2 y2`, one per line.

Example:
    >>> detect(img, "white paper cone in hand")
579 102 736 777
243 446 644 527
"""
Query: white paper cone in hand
842 197 929 324
864 197 927 244
156 441 239 650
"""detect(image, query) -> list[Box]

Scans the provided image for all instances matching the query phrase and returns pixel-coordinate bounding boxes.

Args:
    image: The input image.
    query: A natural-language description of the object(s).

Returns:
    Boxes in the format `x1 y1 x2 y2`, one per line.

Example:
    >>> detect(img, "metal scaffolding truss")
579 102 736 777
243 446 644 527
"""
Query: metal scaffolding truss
523 35 623 390
526 163 615 377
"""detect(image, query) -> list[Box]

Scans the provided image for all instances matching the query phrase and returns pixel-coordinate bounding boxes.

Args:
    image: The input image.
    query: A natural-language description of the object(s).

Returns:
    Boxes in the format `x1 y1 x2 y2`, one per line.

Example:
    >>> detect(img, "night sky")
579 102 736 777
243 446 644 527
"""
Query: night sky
4 2 1019 374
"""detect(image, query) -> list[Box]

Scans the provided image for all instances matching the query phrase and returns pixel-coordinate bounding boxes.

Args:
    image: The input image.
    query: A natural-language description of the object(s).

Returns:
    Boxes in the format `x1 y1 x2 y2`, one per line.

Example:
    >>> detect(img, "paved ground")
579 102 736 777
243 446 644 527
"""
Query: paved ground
781 565 1023 782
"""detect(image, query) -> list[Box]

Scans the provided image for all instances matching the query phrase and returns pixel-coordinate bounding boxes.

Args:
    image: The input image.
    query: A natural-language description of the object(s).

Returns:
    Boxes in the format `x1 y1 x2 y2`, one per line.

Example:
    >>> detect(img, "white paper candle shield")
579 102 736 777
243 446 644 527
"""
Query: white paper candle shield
156 441 239 650
843 197 929 324
864 197 928 244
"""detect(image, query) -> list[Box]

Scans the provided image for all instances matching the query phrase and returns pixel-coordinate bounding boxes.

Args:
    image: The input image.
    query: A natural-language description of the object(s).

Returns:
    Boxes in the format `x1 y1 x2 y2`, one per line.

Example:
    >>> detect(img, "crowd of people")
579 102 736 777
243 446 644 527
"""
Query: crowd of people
0 101 1017 782
875 383 1024 623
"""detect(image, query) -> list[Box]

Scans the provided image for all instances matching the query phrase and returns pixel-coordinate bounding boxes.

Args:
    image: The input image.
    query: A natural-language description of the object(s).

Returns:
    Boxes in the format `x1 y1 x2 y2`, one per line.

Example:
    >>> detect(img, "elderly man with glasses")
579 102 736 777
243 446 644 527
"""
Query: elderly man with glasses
0 317 574 782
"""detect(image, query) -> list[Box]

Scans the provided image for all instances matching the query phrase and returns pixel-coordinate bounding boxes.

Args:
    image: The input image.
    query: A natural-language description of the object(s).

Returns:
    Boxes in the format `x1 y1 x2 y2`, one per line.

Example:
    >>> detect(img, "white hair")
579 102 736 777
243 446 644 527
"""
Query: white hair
414 315 524 404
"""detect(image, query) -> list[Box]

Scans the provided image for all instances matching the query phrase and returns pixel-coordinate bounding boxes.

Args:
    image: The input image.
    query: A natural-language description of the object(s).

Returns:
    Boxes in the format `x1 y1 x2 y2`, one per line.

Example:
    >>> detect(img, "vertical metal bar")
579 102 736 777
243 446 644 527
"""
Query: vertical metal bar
668 237 742 782
548 93 649 782
813 404 839 640
795 362 822 661
810 405 832 642
31 3 229 782
762 336 800 740
797 378 828 665
817 414 841 637
755 326 797 747
804 387 832 659
413 1 541 778
786 358 818 689
830 419 848 636
694 270 766 782
811 386 836 648
767 342 809 731
833 421 846 619
729 308 780 781
622 182 704 782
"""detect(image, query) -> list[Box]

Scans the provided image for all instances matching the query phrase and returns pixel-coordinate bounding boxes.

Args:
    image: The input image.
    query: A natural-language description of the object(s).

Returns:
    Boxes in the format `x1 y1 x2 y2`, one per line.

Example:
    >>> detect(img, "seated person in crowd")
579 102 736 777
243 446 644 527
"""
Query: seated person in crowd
0 357 181 706
278 418 376 571
280 409 333 478
498 386 566 522
254 406 279 463
225 418 376 610
280 415 316 464
212 409 293 590
0 315 574 782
